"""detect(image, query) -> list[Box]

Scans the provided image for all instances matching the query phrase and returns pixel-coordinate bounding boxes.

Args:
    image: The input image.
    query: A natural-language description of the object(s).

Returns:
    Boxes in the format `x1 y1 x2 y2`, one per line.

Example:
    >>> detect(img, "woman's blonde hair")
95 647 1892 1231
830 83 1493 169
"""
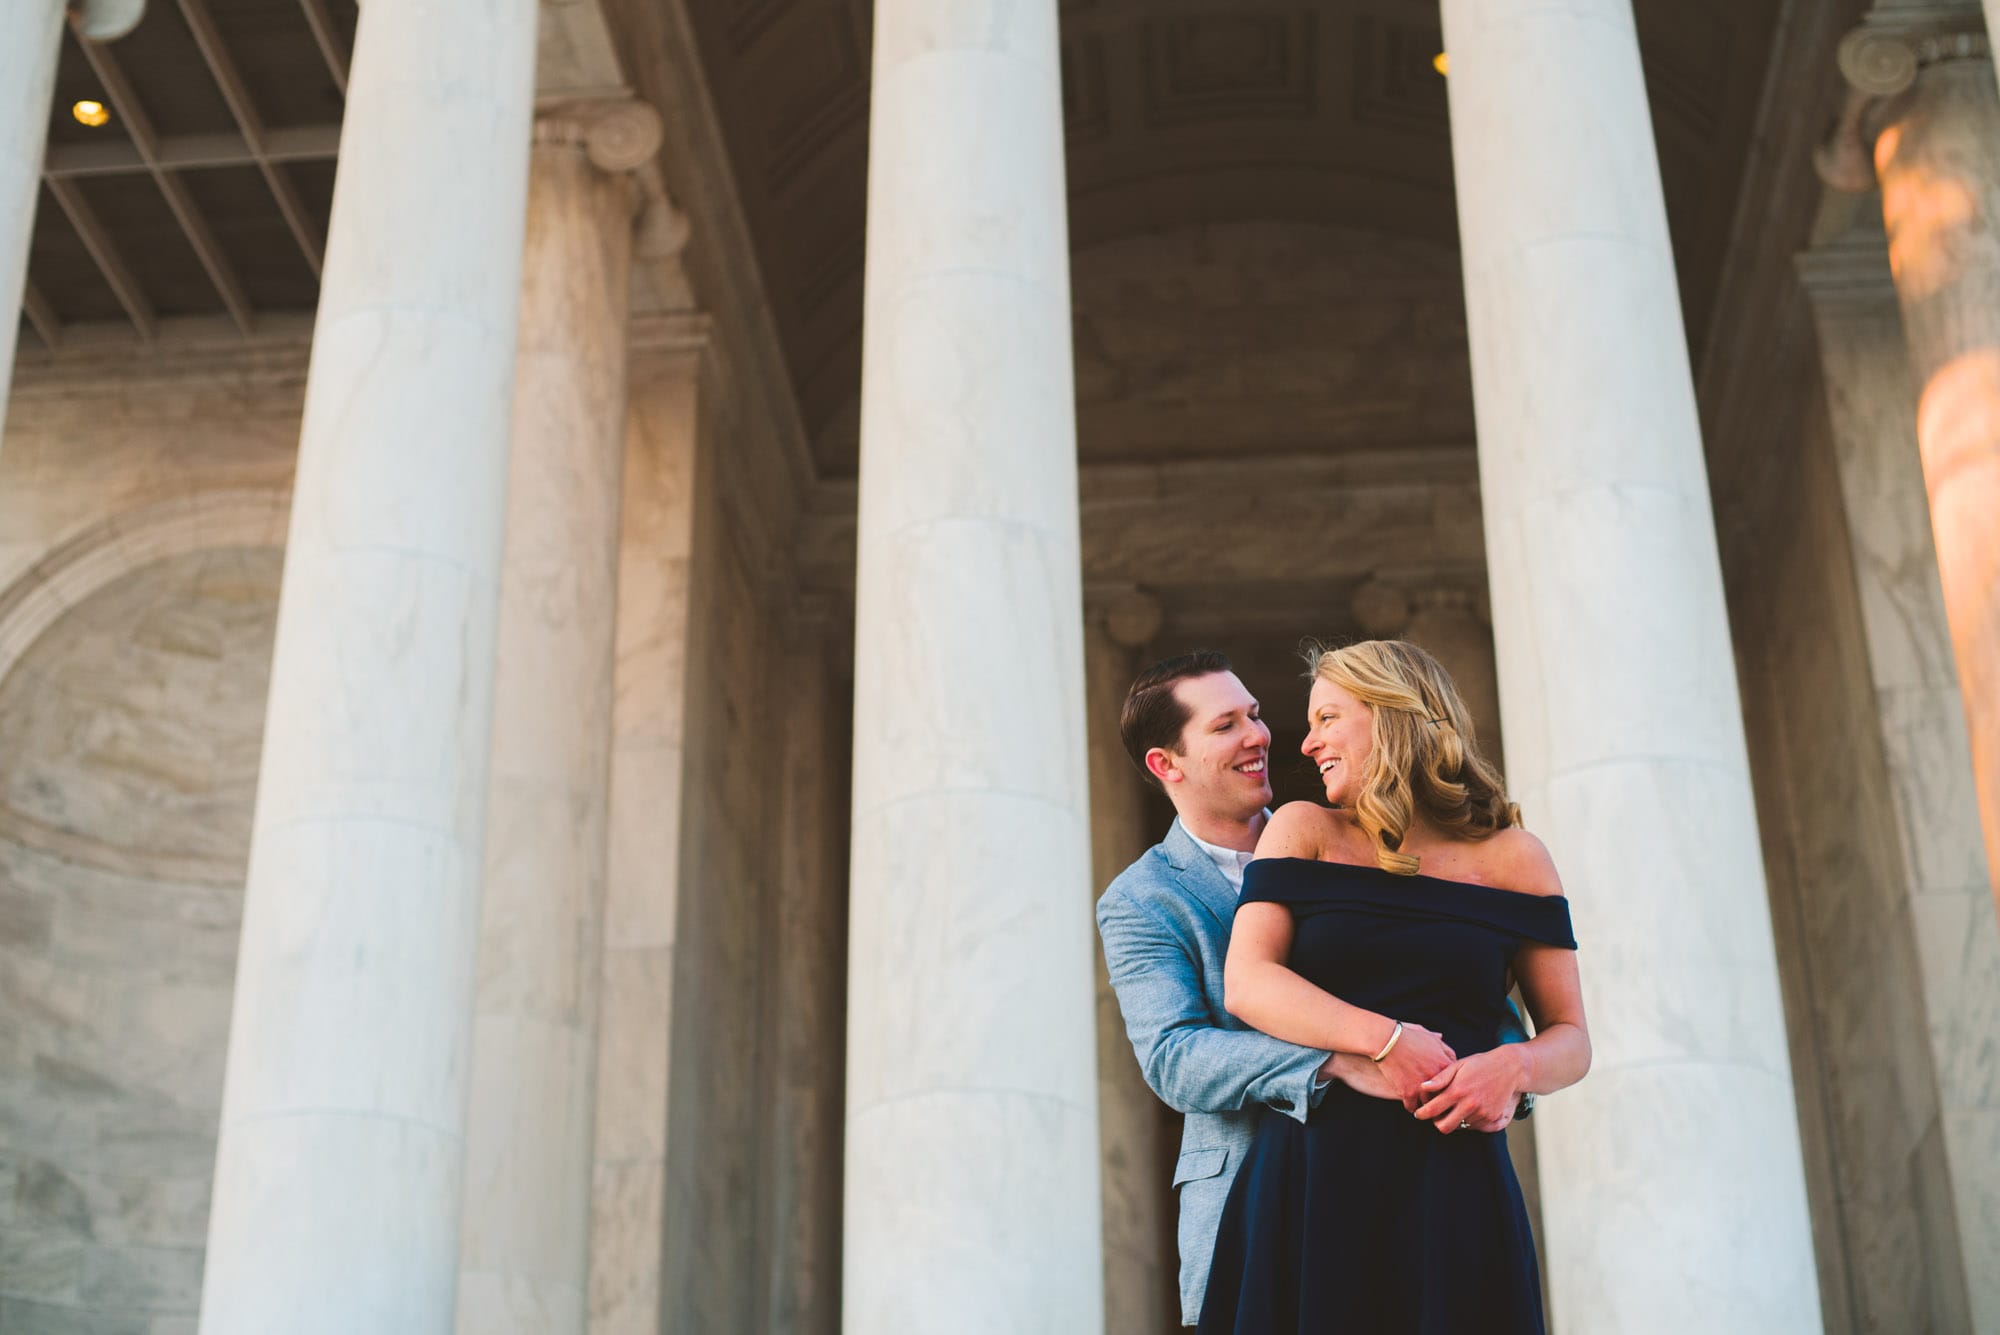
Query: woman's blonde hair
1307 638 1520 875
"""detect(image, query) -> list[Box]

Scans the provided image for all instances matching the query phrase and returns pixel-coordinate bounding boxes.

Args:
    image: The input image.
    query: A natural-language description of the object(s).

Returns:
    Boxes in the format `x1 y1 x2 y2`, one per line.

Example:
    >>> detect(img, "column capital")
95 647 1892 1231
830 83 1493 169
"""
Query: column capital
533 96 664 175
74 0 147 42
1818 6 1989 191
1838 16 1987 98
531 96 688 259
1084 583 1163 650
1349 578 1411 638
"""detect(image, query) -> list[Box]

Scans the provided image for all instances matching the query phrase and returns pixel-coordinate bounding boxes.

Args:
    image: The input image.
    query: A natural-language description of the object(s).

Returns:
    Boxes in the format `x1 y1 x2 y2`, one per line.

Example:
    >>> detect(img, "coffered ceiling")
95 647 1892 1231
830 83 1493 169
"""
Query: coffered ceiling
23 0 353 347
19 0 1788 485
685 0 1784 475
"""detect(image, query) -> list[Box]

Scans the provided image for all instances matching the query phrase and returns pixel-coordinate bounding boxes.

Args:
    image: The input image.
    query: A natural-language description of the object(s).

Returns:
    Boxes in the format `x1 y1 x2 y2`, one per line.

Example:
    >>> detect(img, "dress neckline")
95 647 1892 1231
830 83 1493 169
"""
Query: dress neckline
1253 855 1563 905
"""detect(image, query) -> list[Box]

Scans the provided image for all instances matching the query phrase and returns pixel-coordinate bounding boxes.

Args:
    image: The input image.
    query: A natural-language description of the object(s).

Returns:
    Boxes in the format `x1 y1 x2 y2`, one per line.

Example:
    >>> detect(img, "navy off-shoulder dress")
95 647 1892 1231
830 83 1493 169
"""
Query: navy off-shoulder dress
1197 857 1577 1335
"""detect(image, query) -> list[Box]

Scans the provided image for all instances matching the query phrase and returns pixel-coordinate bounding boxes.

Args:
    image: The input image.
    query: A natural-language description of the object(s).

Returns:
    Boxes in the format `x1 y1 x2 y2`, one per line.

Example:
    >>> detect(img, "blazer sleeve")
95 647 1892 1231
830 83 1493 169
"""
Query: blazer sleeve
1096 881 1327 1124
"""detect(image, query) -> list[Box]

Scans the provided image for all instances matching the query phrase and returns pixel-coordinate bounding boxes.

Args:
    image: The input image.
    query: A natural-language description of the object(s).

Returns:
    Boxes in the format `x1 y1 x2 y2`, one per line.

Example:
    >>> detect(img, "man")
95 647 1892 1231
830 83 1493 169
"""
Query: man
1096 651 1525 1325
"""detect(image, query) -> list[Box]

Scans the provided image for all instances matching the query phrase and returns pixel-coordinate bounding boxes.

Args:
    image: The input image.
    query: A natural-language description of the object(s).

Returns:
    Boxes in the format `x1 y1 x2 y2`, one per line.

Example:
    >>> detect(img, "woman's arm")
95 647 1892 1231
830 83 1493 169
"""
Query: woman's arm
1226 804 1457 1098
1505 941 1591 1095
1224 903 1397 1055
1413 832 1591 1132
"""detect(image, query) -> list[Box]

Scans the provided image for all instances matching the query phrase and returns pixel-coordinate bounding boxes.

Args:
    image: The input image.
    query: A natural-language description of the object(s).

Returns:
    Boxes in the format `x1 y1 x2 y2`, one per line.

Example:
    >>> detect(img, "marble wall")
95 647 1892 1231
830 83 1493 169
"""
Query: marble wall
0 339 855 1335
0 549 279 1335
0 351 304 1335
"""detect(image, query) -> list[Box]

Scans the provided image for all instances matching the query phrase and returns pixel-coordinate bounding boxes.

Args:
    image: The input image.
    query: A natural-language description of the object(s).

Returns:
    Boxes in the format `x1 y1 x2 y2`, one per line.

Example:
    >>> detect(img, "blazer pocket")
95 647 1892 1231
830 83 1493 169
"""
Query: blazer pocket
1172 1147 1229 1188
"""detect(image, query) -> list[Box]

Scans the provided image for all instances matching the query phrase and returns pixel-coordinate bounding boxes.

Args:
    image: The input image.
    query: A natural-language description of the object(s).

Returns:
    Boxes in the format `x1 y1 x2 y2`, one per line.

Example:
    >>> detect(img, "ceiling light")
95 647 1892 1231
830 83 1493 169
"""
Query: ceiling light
72 100 110 128
1433 52 1449 77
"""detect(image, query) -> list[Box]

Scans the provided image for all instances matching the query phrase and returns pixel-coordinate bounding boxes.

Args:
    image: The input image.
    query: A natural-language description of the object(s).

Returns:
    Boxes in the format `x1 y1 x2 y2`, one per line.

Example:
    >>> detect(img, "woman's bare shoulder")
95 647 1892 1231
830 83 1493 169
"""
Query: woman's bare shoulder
1481 826 1566 898
1252 801 1344 861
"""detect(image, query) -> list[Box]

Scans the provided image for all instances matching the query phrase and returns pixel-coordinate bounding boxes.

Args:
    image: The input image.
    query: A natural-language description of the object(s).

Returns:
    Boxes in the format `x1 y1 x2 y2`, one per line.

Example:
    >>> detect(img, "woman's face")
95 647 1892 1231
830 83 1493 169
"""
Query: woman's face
1301 676 1373 807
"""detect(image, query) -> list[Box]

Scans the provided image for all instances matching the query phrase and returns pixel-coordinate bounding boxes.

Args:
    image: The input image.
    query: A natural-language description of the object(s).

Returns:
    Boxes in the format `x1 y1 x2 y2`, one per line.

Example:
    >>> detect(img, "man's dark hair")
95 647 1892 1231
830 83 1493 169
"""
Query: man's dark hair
1120 650 1235 790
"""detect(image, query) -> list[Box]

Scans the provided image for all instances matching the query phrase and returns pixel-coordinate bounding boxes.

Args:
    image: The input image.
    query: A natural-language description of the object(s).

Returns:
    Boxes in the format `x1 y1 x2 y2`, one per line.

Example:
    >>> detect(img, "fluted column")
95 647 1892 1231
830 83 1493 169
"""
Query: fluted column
1084 591 1170 1335
844 0 1103 1327
454 99 661 1335
0 0 63 445
1441 3 1823 1329
1840 16 2000 923
195 3 539 1331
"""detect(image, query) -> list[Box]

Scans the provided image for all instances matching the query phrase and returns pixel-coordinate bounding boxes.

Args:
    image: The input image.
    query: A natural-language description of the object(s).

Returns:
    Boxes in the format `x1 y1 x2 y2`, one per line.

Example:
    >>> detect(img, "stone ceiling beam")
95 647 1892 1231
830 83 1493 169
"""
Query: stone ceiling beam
43 125 342 178
176 0 326 276
72 20 254 333
43 176 154 343
21 280 59 350
295 0 349 94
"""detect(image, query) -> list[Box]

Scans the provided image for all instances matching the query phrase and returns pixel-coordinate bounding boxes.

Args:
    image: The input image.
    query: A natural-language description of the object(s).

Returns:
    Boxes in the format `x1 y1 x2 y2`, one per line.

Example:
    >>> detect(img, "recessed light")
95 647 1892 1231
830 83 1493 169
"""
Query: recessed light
1433 52 1450 77
72 99 111 128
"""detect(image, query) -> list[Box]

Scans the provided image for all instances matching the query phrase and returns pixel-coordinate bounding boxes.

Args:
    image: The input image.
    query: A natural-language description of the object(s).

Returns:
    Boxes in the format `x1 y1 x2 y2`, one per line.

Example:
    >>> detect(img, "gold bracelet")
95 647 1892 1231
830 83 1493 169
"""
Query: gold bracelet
1369 1021 1404 1063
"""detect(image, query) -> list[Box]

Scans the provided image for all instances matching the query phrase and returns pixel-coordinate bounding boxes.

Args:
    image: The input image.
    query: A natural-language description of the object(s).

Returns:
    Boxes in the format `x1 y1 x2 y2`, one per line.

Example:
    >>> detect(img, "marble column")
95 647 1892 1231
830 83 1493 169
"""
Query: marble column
1842 22 2000 924
1084 592 1170 1335
1440 3 1824 1329
0 0 63 445
844 0 1104 1327
194 3 539 1331
587 333 707 1335
1800 215 2000 1331
455 100 661 1335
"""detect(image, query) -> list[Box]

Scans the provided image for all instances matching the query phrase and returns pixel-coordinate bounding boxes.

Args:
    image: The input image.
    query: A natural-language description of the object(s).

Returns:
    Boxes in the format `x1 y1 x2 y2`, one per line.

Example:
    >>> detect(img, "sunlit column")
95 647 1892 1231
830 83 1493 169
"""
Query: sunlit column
0 0 63 447
1797 226 1999 1333
196 2 539 1330
844 0 1104 1327
1440 1 1824 1329
455 99 660 1335
1851 29 2000 925
1084 592 1171 1335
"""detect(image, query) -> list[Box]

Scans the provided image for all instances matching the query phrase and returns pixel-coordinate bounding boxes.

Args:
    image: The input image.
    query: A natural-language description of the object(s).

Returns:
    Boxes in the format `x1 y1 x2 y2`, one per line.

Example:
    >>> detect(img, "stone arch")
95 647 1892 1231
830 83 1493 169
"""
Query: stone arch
0 488 287 1330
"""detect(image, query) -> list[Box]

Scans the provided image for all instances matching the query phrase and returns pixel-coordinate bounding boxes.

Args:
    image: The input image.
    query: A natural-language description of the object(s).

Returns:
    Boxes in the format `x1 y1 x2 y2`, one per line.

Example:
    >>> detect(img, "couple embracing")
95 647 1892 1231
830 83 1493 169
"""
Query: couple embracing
1097 641 1591 1334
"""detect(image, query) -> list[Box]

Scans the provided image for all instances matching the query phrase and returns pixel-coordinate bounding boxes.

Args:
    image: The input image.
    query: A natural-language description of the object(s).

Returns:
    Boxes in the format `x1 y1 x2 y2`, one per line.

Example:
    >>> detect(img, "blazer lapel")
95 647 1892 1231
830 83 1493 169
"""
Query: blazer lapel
1161 819 1241 937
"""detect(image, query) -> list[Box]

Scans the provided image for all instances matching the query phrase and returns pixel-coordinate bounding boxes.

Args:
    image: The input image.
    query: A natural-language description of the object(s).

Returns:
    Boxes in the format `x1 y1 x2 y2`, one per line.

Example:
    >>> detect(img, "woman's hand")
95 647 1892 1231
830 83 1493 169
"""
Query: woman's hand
1411 1047 1527 1134
1374 1023 1456 1105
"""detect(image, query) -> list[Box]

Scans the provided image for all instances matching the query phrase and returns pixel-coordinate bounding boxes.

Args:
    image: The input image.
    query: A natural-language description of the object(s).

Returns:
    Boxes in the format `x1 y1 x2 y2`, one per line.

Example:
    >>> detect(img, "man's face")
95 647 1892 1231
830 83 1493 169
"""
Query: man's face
1147 671 1272 819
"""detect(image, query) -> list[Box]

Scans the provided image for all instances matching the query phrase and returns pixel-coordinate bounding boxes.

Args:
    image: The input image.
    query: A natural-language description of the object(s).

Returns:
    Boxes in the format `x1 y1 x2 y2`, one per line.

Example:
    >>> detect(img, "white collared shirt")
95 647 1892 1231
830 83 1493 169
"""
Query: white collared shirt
1185 816 1267 895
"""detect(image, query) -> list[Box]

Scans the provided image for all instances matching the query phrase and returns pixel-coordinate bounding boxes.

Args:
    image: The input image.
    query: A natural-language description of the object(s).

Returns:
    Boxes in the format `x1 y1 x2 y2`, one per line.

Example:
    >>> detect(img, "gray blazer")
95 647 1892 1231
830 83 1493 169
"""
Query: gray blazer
1095 820 1327 1326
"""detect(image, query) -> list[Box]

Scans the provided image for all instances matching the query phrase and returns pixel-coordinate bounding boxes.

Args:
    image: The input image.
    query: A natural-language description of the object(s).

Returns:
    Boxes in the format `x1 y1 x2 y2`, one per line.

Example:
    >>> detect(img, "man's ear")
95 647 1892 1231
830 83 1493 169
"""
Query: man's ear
1144 747 1181 786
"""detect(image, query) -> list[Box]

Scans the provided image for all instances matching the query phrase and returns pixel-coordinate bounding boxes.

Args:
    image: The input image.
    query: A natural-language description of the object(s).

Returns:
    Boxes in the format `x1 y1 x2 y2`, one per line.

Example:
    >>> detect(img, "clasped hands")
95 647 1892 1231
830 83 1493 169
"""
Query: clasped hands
1321 1023 1524 1134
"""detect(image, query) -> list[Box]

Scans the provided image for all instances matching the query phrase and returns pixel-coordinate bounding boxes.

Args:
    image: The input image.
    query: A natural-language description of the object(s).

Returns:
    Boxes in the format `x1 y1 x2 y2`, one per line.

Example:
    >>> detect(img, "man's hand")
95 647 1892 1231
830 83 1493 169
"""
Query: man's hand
1318 1050 1400 1100
1411 1047 1528 1134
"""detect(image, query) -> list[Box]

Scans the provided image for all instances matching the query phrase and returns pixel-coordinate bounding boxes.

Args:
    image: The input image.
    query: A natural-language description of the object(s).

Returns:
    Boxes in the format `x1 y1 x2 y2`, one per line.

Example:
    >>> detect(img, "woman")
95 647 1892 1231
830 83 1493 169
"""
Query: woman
1198 640 1590 1334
